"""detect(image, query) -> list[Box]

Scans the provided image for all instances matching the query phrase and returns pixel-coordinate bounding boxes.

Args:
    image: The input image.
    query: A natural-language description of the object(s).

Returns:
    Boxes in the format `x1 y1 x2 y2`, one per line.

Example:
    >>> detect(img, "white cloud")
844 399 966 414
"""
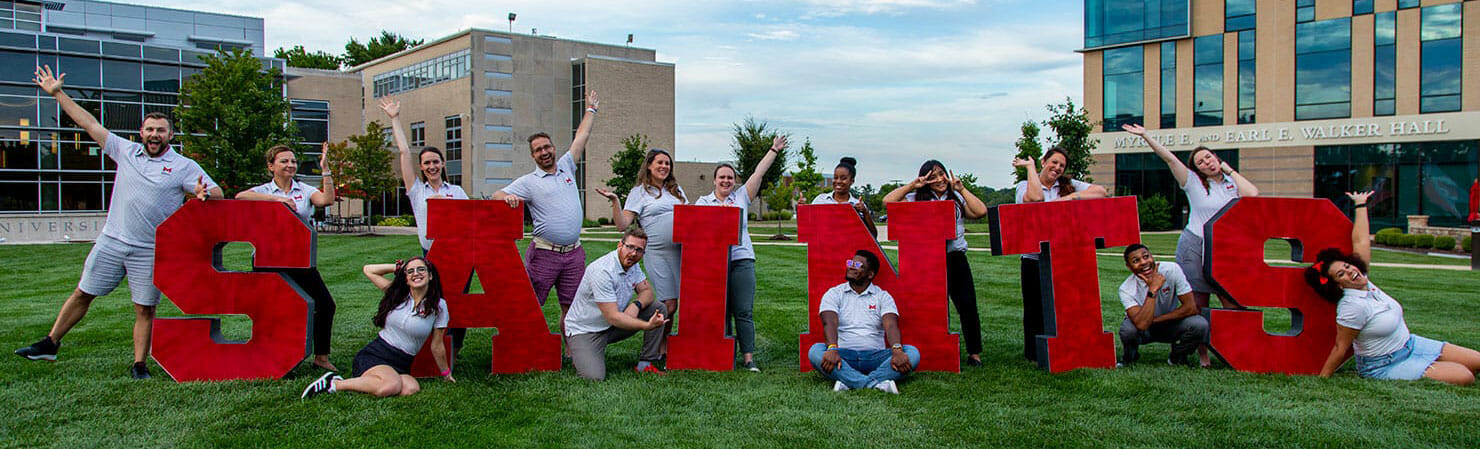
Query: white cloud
798 0 978 17
746 30 800 41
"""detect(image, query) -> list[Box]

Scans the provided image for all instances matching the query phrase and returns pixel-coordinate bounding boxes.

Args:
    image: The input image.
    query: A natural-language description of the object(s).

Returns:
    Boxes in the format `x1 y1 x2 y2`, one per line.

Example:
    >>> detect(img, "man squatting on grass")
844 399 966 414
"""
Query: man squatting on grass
563 226 670 380
1116 244 1208 367
14 65 222 379
492 90 601 357
807 250 921 394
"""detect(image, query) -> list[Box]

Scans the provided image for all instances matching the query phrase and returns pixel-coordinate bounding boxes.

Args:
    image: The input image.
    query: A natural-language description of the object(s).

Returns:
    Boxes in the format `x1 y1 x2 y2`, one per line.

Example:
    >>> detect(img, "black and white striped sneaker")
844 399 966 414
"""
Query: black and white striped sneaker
15 336 59 361
300 372 341 399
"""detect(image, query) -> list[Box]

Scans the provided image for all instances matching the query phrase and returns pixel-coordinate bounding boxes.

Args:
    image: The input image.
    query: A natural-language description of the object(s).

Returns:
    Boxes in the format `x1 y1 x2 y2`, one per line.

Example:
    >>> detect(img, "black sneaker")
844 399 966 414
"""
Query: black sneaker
742 360 761 372
129 362 151 380
300 371 341 399
965 357 984 367
15 336 59 361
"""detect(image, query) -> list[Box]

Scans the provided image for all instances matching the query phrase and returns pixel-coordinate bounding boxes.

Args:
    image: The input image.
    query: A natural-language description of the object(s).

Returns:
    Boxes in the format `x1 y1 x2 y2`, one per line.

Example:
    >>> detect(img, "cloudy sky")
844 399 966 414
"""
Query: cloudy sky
135 0 1086 189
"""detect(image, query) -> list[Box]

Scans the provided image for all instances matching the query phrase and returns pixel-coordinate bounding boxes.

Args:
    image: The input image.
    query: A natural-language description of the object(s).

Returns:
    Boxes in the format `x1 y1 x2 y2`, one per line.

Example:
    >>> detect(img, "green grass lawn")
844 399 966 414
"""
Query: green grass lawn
3 234 1479 448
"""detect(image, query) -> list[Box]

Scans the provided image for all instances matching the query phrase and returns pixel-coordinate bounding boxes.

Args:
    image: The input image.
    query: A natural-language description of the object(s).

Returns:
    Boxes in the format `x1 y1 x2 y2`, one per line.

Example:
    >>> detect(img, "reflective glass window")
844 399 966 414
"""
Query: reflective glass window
1295 18 1351 120
1420 3 1462 113
0 49 32 82
1237 31 1255 124
1102 46 1144 131
102 59 141 90
1084 0 1189 49
1398 0 1419 9
143 64 179 93
1225 0 1255 32
1159 41 1175 128
1374 12 1396 116
1193 35 1221 126
57 56 100 87
1353 0 1373 16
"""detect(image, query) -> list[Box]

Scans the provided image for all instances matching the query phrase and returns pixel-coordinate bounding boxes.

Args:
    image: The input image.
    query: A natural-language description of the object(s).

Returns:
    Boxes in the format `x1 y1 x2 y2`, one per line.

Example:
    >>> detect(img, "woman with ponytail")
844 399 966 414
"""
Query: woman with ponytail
812 157 878 237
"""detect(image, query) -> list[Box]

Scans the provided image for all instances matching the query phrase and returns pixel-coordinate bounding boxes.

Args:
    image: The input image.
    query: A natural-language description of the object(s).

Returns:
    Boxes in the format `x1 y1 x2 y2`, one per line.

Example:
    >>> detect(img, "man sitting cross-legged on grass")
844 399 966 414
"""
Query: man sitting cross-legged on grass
807 250 920 394
564 226 670 380
1117 243 1208 367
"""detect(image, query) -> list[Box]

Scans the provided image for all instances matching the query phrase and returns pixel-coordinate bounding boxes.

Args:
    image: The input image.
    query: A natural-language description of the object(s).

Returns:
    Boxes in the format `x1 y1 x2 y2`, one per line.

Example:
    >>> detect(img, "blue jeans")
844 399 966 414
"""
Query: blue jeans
807 343 921 390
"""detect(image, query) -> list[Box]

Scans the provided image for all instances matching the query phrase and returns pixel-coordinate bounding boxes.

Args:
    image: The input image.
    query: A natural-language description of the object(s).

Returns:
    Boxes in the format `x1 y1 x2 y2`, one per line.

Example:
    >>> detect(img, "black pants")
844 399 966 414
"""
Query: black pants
1020 257 1044 362
946 251 982 355
283 268 335 356
424 246 467 350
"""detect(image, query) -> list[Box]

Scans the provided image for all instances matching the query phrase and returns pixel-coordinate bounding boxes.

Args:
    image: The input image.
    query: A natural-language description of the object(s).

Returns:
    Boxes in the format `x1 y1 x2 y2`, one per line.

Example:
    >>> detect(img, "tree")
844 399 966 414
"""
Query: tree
327 122 397 216
343 31 424 67
870 182 902 217
1012 120 1044 182
605 134 648 196
274 45 341 70
1042 97 1097 182
790 138 827 202
176 48 297 195
731 116 789 193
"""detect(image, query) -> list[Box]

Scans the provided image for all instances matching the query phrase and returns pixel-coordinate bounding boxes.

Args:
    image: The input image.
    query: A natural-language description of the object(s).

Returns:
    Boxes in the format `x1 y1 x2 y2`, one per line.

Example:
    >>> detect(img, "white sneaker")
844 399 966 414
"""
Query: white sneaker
300 371 340 399
832 380 850 392
873 380 899 394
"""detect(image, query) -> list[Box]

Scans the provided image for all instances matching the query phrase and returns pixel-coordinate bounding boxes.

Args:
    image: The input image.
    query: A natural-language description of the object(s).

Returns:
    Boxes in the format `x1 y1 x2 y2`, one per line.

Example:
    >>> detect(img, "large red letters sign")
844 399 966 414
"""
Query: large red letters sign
426 199 561 373
798 202 960 372
666 205 739 370
152 200 314 382
990 197 1140 373
1205 197 1346 374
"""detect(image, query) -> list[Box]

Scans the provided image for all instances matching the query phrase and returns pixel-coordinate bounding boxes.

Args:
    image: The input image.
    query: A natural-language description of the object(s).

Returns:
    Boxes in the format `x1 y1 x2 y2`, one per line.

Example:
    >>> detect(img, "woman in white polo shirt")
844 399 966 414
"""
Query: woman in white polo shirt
235 144 340 371
811 157 878 238
695 136 785 372
597 148 685 362
1306 191 1480 384
1123 123 1258 367
300 257 453 398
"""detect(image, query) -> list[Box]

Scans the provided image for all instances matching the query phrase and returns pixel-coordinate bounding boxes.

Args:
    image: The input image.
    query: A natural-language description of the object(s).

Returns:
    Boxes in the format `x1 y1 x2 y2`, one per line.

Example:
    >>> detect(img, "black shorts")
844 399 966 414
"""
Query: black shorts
351 337 414 377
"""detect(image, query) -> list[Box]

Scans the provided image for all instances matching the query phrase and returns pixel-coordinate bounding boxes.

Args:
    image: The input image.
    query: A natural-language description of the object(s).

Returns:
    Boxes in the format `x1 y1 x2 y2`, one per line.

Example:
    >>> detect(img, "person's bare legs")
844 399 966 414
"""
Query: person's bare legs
396 375 422 396
131 304 155 363
1436 343 1480 374
47 289 98 342
1193 292 1212 367
332 365 404 397
1423 361 1476 385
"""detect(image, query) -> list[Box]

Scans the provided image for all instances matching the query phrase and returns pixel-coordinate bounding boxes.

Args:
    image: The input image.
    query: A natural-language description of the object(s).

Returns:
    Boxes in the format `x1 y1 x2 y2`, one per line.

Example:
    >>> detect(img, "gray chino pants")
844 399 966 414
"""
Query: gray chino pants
568 301 668 380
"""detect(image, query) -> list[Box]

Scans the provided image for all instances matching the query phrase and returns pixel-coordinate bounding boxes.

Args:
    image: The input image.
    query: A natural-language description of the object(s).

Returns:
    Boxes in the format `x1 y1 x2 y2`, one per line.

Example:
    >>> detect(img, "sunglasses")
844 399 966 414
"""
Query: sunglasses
845 259 865 270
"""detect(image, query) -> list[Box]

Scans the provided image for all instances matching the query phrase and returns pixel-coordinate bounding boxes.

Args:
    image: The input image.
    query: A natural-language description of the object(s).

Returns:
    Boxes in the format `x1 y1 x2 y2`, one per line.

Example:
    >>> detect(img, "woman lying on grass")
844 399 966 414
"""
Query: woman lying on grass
1307 191 1480 385
301 257 453 398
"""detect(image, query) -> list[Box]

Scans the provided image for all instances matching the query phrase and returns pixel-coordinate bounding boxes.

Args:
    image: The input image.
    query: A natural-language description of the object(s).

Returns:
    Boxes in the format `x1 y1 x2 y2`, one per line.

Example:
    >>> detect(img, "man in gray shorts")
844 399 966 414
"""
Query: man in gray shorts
14 65 221 379
563 226 669 380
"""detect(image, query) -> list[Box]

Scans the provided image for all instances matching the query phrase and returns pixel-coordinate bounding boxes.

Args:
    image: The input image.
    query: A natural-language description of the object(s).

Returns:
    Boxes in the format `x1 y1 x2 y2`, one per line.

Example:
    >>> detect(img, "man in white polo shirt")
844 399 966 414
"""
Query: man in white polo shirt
15 65 221 379
1117 243 1208 367
493 90 599 346
806 250 920 394
563 226 669 380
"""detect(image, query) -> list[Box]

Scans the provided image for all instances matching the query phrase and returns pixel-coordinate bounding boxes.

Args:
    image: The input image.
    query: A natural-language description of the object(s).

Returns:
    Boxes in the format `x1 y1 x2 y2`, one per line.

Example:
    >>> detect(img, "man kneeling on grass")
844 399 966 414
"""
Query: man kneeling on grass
1117 243 1208 367
807 250 920 394
564 226 669 380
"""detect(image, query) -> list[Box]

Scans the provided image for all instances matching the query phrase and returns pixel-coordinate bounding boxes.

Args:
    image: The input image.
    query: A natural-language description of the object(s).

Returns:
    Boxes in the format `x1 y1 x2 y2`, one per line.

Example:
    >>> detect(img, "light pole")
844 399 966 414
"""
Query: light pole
507 13 516 34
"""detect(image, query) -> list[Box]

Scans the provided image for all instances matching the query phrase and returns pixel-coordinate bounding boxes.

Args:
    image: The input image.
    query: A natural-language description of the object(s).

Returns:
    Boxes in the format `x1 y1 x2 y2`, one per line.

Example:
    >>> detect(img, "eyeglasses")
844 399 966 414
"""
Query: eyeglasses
405 266 429 274
845 259 865 270
622 243 646 254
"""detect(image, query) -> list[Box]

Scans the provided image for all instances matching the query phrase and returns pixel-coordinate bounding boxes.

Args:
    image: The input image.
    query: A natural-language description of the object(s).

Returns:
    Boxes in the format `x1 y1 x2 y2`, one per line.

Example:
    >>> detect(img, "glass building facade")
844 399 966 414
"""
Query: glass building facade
1102 45 1143 131
1315 142 1478 229
1114 149 1240 227
1084 0 1189 49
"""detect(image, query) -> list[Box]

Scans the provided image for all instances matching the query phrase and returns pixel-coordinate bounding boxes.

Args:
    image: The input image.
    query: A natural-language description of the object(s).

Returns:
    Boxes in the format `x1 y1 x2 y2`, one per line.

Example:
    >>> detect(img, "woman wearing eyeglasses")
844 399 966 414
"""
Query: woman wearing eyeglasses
1306 192 1479 385
694 136 786 372
300 257 453 398
596 148 685 370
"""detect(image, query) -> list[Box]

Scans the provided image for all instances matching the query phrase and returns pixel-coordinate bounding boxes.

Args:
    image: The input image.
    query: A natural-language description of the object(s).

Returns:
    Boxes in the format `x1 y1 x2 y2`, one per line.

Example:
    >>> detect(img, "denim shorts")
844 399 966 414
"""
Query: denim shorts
1355 335 1446 381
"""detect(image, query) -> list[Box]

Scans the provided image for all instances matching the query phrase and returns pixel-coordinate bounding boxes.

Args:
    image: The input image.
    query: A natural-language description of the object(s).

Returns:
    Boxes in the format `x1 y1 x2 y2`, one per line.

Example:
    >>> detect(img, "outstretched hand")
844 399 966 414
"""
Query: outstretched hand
586 90 599 112
1121 123 1146 136
1346 191 1374 205
378 98 400 118
595 188 619 203
948 170 965 193
1012 157 1036 169
33 65 64 96
770 135 788 153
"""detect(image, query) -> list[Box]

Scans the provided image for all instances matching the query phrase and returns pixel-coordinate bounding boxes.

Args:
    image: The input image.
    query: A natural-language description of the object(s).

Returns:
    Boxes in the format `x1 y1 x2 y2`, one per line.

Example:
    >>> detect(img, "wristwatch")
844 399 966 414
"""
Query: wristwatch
890 343 903 351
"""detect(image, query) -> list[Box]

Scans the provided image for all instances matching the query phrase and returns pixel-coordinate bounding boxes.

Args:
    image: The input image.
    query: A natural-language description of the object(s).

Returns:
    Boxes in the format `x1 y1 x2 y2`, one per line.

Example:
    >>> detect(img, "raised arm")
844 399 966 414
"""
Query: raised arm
362 263 397 291
882 177 926 203
1222 162 1260 197
949 171 988 219
568 90 598 162
744 135 786 200
379 98 418 192
36 65 107 148
596 188 636 229
1014 157 1045 203
1122 124 1188 186
1347 191 1373 264
311 142 337 207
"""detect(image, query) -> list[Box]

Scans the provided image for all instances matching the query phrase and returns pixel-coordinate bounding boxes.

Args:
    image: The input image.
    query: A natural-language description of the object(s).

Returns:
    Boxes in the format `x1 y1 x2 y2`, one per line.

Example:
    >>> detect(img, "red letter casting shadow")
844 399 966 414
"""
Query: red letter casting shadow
990 197 1139 373
666 205 739 370
798 202 959 372
427 199 561 373
152 200 314 382
1205 197 1346 374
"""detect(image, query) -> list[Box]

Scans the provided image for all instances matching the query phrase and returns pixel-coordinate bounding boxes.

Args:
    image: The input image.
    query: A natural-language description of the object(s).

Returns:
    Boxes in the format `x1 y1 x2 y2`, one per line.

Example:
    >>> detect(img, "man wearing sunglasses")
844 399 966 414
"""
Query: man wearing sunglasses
564 226 670 380
1117 243 1207 367
807 250 920 394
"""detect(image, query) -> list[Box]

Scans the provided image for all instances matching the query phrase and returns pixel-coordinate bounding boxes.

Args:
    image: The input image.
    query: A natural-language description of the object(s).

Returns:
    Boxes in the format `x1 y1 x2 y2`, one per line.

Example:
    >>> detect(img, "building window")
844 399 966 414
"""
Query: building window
444 114 462 187
1083 0 1189 49
371 49 471 98
1237 31 1255 124
571 62 587 197
1374 12 1396 116
1420 3 1462 113
1159 41 1176 128
1353 0 1373 16
1296 0 1314 23
290 99 330 174
1102 46 1144 132
0 2 42 32
1398 0 1420 9
1115 149 1239 228
1295 18 1351 120
1225 0 1255 32
1315 141 1478 230
409 121 425 147
1193 35 1222 127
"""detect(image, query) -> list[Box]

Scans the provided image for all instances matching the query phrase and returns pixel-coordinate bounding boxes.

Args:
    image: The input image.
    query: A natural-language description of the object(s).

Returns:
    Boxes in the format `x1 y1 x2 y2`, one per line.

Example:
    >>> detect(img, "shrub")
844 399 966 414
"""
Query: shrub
598 217 610 226
1413 234 1435 249
1374 227 1402 245
1394 234 1417 248
1137 194 1174 231
582 219 599 228
377 216 411 227
779 211 793 221
1375 227 1402 236
1464 235 1473 252
1433 236 1456 251
401 214 415 225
